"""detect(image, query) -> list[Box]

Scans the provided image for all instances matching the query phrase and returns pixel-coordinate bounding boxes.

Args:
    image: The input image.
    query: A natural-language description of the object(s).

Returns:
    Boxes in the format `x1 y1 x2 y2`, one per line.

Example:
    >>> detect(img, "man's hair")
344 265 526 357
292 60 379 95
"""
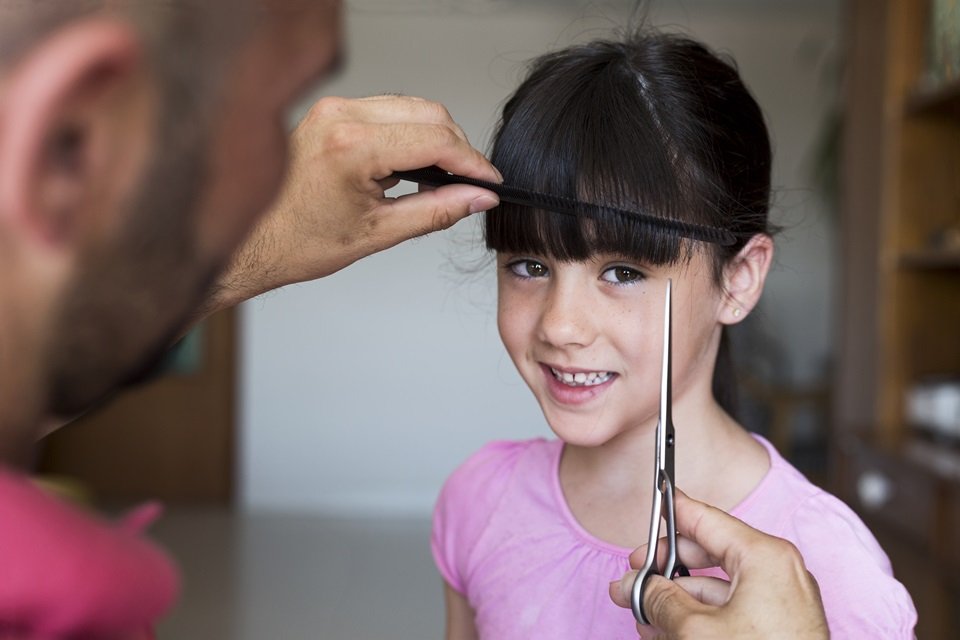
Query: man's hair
0 2 98 61
0 1 250 109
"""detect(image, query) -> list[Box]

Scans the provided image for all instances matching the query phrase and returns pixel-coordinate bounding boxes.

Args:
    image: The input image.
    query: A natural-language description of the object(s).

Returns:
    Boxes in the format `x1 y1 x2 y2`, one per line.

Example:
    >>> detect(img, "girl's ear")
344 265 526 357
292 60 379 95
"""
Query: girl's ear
720 233 774 325
0 17 151 250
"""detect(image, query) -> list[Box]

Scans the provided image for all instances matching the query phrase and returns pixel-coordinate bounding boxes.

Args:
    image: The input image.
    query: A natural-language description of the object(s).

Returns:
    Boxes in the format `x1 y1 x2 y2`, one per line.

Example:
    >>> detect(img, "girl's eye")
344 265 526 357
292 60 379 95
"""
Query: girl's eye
601 265 645 284
508 260 549 278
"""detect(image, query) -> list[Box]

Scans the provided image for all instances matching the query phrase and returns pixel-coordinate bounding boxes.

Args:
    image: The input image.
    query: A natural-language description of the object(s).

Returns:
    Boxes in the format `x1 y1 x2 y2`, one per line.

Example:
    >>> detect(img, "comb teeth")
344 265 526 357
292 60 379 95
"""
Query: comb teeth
392 166 737 247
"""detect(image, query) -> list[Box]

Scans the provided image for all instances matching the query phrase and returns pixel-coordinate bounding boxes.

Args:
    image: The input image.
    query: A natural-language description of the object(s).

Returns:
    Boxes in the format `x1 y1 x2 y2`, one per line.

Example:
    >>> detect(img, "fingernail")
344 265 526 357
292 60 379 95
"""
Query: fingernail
493 166 504 182
469 195 498 213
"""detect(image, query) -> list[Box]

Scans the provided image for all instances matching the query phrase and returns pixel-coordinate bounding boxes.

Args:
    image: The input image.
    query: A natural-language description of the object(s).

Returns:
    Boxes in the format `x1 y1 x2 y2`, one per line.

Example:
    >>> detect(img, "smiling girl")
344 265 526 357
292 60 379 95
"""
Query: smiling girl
431 30 916 639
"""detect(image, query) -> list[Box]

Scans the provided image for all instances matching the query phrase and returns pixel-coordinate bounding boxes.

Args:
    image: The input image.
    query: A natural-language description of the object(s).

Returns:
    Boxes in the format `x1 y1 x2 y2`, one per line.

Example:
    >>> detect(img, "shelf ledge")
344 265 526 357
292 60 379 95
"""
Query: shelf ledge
898 249 960 270
906 78 960 118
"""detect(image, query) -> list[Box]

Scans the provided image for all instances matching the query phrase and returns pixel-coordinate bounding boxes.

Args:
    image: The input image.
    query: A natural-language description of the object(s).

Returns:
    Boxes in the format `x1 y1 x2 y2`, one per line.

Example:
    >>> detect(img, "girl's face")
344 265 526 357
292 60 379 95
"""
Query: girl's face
497 250 726 447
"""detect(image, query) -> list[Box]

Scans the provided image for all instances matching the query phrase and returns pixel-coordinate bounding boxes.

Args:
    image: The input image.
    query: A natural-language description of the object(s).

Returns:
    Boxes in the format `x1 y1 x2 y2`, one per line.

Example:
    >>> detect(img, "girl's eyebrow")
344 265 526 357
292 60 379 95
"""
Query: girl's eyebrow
596 252 654 266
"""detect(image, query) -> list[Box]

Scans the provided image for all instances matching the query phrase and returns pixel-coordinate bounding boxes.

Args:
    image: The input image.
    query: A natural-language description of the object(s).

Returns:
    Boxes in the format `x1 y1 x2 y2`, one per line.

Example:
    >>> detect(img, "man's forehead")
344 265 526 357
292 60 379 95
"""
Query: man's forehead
256 0 340 17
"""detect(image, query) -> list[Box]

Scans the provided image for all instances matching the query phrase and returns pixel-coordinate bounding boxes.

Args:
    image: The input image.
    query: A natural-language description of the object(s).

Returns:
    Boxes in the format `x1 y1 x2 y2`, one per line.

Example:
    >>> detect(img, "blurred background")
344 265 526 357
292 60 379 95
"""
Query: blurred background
37 0 960 638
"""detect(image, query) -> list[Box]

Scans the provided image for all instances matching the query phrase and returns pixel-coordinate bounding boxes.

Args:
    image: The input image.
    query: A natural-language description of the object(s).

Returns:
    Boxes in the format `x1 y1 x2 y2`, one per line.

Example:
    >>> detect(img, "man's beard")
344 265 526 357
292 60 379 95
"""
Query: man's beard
44 109 219 418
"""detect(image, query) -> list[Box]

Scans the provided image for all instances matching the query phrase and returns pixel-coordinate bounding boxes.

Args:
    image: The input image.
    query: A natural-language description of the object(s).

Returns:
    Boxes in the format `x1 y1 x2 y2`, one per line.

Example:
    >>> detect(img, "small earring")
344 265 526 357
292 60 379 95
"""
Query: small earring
733 307 742 318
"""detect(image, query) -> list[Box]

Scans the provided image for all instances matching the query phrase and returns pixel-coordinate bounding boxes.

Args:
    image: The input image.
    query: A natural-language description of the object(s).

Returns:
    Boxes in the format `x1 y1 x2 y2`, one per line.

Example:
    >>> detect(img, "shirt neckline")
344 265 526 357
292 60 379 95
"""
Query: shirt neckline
548 433 778 556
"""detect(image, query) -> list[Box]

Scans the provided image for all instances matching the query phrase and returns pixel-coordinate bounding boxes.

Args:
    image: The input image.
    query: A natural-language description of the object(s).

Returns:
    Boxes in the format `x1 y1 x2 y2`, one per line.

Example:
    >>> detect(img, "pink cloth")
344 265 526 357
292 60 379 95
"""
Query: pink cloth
432 435 917 639
0 466 178 639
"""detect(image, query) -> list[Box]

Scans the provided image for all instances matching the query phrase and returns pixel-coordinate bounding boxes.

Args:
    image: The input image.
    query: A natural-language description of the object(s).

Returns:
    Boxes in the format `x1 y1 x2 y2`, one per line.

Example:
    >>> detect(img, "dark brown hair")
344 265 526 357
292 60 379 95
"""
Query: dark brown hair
485 30 774 416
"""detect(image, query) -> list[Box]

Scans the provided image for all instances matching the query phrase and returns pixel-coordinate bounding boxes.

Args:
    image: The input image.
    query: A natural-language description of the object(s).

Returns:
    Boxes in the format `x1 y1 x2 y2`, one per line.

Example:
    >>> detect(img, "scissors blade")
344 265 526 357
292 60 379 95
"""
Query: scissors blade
659 279 674 481
659 279 679 580
631 279 678 625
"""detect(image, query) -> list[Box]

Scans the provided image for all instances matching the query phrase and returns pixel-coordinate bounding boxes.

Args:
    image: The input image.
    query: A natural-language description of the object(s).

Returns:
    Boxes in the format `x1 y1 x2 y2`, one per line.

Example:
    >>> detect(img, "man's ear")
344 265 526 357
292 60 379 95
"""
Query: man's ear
0 18 153 249
719 233 774 325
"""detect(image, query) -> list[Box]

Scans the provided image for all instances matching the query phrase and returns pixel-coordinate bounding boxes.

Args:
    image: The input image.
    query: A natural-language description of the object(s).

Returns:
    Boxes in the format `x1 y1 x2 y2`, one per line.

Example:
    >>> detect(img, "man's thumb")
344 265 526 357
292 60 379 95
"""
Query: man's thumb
642 575 705 631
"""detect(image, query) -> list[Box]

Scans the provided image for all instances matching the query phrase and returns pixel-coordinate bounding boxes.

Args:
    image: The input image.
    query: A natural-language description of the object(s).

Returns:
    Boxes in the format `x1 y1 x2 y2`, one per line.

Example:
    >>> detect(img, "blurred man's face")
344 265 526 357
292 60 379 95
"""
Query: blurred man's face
46 1 343 415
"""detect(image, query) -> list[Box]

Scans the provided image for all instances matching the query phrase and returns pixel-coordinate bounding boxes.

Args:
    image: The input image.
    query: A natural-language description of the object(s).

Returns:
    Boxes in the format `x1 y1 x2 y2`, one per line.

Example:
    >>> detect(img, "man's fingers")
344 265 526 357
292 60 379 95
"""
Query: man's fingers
346 94 472 143
642 575 710 632
627 543 650 571
672 490 775 578
378 185 498 241
304 97 502 189
609 572 636 609
341 121 498 185
627 534 717 572
611 573 729 608
671 575 731 607
608 494 829 638
384 123 499 183
321 94 443 125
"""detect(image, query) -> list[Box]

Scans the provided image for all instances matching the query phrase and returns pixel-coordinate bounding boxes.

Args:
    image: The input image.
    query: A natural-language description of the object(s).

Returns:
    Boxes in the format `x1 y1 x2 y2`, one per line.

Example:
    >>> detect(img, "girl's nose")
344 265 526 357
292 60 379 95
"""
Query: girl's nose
536 281 597 348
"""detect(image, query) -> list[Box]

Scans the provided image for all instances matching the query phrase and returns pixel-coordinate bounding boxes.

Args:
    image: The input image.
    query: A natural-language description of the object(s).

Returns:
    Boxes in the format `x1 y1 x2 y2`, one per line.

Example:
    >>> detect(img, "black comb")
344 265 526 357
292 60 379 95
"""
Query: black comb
392 166 736 247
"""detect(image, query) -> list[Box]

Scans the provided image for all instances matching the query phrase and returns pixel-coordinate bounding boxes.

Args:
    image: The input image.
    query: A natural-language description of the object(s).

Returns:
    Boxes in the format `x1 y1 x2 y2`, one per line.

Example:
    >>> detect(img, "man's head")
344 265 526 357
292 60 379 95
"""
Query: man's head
0 1 342 436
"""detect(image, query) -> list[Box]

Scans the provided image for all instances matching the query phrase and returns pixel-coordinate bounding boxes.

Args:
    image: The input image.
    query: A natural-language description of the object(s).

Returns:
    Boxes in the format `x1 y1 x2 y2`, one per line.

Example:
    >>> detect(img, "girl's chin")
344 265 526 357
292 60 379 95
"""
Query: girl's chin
541 408 660 449
542 414 619 448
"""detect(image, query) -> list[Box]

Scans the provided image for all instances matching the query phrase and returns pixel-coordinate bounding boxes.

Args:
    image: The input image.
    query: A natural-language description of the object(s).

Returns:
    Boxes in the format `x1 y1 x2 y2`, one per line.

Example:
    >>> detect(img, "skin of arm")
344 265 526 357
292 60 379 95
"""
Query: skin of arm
444 582 479 640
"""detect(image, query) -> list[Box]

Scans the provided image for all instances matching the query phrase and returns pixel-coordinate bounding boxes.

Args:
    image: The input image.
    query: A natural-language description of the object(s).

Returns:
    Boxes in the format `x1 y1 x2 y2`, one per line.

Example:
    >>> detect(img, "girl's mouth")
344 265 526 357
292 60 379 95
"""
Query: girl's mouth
541 364 618 406
548 367 614 387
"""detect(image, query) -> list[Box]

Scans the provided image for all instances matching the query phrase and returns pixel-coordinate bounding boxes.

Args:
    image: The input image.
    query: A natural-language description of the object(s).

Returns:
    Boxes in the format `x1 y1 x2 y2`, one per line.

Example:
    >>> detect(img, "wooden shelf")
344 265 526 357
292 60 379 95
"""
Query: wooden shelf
899 248 960 269
838 2 960 636
906 77 960 118
905 436 960 482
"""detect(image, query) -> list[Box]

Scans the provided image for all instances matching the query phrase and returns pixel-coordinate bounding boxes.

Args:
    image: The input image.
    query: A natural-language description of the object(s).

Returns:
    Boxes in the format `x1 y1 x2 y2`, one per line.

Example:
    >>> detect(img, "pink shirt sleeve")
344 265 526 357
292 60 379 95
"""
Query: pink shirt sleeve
431 441 528 595
783 493 917 639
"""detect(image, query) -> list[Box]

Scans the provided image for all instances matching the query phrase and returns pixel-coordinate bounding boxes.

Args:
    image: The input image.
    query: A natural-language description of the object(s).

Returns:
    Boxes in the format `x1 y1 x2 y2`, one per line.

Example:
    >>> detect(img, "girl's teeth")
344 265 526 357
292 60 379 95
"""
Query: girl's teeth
550 367 612 387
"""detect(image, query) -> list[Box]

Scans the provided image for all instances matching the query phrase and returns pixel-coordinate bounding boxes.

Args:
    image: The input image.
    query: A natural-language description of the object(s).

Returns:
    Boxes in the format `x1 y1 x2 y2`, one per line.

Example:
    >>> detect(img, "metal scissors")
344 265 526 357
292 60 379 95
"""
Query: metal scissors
631 278 689 625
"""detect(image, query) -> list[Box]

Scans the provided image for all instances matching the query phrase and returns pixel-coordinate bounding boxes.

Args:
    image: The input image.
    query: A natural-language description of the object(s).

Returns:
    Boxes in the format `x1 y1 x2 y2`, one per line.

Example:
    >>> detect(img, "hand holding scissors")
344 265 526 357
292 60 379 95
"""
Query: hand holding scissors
613 490 829 639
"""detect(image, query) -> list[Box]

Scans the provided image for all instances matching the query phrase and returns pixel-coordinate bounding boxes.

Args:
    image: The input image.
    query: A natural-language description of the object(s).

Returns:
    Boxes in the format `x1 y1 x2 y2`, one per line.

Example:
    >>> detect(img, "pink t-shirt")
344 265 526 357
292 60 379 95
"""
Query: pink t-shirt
0 466 178 639
432 435 917 639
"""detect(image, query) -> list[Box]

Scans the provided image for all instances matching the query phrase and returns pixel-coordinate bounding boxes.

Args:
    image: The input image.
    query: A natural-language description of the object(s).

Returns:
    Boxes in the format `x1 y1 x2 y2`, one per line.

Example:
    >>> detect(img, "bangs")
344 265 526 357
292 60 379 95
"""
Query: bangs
486 204 696 266
484 37 732 266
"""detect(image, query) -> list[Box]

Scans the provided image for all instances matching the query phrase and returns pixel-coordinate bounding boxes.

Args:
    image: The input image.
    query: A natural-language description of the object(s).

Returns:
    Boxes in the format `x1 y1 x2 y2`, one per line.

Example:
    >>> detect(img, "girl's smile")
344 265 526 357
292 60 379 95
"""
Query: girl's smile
541 363 618 405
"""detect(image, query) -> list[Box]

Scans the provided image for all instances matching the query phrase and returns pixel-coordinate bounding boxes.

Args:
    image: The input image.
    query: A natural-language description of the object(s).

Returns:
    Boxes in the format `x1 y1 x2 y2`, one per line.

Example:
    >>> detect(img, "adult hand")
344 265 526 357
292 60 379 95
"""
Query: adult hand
207 94 501 313
609 490 829 639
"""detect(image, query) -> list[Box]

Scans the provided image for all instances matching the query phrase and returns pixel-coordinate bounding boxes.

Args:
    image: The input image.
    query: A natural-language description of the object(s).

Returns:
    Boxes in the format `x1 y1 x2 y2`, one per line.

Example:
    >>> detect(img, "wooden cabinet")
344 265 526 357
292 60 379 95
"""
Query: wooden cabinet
834 1 960 638
39 310 236 504
947 486 960 570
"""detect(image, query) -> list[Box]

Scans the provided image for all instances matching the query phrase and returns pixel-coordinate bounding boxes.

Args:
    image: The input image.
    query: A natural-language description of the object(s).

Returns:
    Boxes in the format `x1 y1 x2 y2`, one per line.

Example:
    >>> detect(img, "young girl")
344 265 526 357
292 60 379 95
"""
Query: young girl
431 30 917 639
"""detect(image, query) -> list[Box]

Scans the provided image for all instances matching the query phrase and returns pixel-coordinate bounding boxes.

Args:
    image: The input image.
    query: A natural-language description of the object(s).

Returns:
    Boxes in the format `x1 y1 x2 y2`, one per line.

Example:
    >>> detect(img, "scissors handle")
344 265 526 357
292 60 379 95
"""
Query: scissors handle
629 472 690 625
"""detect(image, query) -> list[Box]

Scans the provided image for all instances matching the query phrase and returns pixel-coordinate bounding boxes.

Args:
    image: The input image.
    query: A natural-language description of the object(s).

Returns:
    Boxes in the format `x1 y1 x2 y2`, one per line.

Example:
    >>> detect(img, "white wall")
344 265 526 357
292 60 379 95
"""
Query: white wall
239 0 841 515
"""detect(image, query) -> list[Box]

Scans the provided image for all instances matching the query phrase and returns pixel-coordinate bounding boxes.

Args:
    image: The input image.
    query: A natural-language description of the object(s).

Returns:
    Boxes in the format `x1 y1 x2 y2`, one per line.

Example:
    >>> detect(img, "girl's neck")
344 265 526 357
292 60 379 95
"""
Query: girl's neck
557 388 769 549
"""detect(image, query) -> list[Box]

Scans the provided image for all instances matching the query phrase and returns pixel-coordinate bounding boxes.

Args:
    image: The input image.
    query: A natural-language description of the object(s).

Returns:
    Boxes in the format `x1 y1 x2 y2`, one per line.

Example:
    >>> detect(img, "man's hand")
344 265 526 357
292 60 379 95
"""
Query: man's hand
207 94 501 313
610 490 829 639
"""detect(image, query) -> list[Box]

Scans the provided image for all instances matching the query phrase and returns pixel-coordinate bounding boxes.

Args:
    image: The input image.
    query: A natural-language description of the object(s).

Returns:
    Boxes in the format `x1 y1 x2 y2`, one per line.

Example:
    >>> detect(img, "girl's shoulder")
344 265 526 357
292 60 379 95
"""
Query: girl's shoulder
737 436 891 556
442 437 559 500
737 437 917 637
784 490 917 637
460 437 559 468
432 438 560 594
